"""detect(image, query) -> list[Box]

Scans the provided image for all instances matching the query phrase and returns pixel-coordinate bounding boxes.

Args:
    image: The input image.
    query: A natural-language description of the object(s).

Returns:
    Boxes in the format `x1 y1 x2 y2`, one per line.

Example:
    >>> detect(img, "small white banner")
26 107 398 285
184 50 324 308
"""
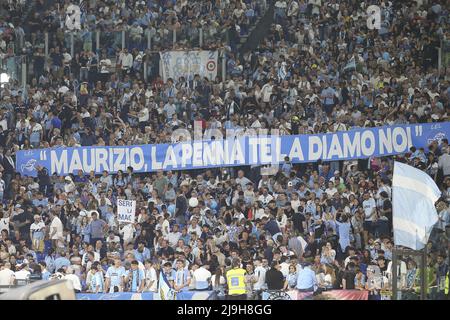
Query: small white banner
160 50 218 82
117 199 136 223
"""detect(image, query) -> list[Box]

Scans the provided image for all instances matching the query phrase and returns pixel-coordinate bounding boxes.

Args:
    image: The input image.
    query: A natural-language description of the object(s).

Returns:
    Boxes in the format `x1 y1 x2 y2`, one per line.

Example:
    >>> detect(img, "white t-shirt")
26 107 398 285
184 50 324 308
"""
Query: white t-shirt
145 267 158 292
161 219 170 237
120 224 135 242
138 107 149 122
50 216 64 240
192 267 211 290
187 225 202 237
0 217 9 233
0 268 15 285
254 266 267 290
168 231 181 247
14 269 31 281
65 274 82 291
30 221 45 235
362 198 377 221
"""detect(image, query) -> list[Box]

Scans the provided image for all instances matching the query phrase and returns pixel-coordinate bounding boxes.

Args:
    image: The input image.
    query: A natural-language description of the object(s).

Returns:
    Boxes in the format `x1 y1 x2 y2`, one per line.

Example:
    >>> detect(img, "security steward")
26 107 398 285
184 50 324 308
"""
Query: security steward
226 258 247 300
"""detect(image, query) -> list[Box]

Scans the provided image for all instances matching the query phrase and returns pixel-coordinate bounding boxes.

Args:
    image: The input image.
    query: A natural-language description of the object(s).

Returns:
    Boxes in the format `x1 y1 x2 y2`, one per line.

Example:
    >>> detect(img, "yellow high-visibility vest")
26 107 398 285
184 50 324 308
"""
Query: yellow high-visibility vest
226 268 246 295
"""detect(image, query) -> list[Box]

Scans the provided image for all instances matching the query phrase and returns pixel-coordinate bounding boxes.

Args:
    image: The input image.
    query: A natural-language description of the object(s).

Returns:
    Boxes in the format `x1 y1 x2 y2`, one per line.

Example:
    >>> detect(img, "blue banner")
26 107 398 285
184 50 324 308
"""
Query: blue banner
76 291 213 300
16 122 450 177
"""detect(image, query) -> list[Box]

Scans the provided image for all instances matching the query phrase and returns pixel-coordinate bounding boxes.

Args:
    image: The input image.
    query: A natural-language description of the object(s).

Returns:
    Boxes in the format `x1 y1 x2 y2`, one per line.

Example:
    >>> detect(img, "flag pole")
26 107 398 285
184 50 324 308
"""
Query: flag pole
420 245 427 300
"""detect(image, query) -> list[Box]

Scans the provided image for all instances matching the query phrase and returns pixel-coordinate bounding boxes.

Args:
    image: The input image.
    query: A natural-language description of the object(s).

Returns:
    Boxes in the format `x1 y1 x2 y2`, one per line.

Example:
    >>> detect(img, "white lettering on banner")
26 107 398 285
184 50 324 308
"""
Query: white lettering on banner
379 128 393 154
163 146 178 168
406 127 413 149
212 140 225 166
202 142 212 166
33 123 448 176
260 138 271 164
130 148 145 170
192 142 203 166
117 199 136 223
229 140 245 164
361 130 376 156
113 148 126 172
82 149 96 172
288 138 304 161
274 137 285 163
309 136 322 161
392 127 408 153
151 146 163 170
343 132 361 158
181 144 193 167
69 150 83 172
50 147 145 175
51 150 68 174
327 134 343 159
96 149 108 172
248 138 259 164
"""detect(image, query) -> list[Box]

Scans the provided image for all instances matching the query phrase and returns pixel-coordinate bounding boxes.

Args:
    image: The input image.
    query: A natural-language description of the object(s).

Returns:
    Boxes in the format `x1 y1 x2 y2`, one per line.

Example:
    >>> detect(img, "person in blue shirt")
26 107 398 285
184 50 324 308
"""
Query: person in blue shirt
88 262 105 293
296 262 317 292
126 260 145 293
54 251 71 271
105 258 127 293
173 259 191 292
134 241 151 263
39 261 51 281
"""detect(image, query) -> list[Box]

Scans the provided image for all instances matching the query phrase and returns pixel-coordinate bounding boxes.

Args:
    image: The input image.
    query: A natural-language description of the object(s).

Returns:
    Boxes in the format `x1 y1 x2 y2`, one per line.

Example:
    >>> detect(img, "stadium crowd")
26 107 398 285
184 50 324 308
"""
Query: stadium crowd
0 0 449 300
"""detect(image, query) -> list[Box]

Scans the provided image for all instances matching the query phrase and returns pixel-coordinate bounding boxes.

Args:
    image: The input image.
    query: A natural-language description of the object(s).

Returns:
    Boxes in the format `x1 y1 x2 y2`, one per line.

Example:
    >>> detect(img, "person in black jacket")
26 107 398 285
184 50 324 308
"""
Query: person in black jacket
265 261 286 290
36 165 52 197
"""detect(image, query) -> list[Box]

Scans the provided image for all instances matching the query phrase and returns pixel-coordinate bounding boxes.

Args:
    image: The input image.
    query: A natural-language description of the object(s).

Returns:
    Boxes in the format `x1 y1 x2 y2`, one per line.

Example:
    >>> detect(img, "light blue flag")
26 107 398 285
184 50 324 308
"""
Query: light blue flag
343 56 356 72
392 161 441 250
157 271 176 300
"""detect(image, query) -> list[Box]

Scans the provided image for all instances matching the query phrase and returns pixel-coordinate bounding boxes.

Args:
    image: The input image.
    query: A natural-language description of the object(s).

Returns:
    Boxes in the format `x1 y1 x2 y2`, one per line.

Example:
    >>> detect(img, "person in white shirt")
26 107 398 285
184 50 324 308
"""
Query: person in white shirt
0 262 15 286
253 258 267 295
144 260 158 292
258 188 274 207
14 263 31 283
168 224 181 247
64 266 82 292
362 192 377 244
30 215 46 253
49 211 64 249
120 223 135 247
187 219 202 237
120 48 133 73
192 264 211 290
0 208 9 233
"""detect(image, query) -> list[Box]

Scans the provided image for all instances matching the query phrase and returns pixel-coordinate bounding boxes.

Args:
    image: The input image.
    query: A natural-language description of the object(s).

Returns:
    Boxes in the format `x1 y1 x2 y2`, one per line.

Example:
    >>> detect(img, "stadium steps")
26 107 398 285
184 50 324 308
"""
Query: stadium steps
238 0 275 57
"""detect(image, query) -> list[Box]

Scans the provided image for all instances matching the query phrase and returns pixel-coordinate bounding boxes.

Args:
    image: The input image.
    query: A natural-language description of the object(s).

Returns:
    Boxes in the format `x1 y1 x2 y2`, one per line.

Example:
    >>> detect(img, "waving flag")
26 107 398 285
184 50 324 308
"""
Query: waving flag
157 271 176 300
342 56 356 72
392 161 441 250
278 61 287 81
